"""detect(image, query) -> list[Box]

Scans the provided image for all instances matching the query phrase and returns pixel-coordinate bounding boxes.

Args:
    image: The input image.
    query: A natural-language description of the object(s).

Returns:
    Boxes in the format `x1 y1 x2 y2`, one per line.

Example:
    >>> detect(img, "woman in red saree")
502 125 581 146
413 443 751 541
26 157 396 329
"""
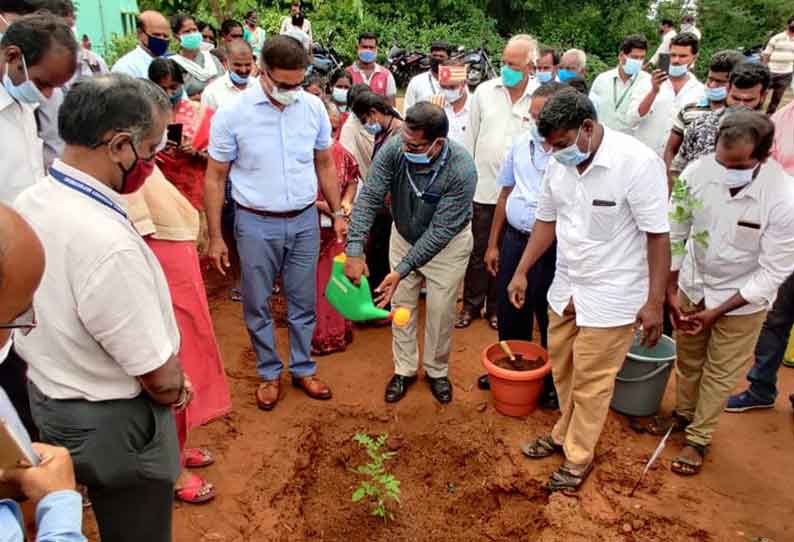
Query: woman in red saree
312 101 359 355
149 58 214 211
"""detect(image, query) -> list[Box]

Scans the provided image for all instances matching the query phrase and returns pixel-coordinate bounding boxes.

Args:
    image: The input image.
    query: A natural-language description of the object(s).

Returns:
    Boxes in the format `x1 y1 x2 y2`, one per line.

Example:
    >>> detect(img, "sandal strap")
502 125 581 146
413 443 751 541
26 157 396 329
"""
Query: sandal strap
683 440 708 457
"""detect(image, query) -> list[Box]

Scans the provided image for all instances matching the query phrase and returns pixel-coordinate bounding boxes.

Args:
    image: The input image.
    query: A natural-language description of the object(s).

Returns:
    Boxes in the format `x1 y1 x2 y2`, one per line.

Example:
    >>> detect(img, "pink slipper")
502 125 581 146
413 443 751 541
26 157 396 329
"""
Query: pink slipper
175 473 216 504
184 447 214 469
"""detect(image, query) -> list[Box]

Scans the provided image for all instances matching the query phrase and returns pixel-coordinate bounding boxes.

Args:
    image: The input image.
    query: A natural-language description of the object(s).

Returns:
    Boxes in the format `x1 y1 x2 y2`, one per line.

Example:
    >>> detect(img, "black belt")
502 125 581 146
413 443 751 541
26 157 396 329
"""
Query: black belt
507 223 531 238
236 202 313 219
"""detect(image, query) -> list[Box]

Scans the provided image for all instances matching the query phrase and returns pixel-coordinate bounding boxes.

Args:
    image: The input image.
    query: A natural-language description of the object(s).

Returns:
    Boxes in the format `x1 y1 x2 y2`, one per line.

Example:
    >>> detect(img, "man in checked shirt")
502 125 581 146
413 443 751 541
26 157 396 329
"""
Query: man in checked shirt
344 102 476 405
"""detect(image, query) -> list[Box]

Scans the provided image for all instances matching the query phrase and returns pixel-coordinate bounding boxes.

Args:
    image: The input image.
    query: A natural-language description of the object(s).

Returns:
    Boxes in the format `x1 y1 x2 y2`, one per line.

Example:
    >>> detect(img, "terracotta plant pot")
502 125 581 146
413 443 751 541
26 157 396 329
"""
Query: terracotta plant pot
481 340 552 417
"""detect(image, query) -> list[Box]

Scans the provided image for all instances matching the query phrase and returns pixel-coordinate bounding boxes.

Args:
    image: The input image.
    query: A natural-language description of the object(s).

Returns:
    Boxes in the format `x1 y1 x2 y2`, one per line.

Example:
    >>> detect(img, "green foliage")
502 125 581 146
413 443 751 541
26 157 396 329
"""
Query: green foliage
105 32 140 68
669 176 710 258
350 433 400 521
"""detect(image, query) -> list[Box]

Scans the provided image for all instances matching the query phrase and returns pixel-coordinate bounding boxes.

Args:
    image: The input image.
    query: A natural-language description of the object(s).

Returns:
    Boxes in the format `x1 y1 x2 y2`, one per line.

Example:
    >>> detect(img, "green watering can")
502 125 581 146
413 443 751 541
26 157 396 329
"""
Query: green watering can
325 253 411 326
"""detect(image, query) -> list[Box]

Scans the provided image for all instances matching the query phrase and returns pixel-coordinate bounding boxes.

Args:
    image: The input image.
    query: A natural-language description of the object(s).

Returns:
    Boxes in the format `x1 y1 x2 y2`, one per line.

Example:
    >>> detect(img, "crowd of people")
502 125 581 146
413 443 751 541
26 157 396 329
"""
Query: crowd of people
0 0 793 539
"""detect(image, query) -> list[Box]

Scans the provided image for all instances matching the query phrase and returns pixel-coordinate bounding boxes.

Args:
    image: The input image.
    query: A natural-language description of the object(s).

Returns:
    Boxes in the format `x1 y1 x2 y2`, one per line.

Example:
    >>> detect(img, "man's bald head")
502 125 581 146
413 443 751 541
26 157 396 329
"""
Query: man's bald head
0 204 44 343
227 37 252 58
137 10 170 40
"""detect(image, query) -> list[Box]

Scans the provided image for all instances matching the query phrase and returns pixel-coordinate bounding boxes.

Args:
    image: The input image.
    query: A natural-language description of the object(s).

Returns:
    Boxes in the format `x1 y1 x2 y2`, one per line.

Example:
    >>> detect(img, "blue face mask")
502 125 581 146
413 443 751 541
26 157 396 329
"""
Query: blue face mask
501 65 524 88
622 57 643 76
169 88 182 107
706 86 727 102
529 122 544 145
557 69 577 83
553 126 592 167
536 70 554 84
669 64 688 78
229 70 249 86
404 139 441 165
179 31 203 50
358 50 377 63
3 55 44 105
363 121 382 135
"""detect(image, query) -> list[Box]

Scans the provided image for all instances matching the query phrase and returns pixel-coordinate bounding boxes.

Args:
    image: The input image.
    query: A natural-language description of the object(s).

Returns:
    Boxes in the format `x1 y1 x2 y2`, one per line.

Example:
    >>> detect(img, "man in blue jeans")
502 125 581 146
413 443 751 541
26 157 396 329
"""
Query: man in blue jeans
726 273 794 411
206 35 346 411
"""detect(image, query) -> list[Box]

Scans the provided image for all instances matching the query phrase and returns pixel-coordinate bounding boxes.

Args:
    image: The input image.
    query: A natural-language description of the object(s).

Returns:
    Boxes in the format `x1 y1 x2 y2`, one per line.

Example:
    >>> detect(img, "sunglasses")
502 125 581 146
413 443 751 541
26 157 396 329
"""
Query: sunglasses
0 306 36 336
265 70 303 91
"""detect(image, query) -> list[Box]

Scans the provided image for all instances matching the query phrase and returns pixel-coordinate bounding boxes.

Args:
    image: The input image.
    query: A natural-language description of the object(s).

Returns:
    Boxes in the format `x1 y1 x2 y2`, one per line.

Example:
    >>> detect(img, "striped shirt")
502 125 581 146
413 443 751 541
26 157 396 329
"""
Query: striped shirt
764 31 794 74
671 99 714 136
346 136 476 277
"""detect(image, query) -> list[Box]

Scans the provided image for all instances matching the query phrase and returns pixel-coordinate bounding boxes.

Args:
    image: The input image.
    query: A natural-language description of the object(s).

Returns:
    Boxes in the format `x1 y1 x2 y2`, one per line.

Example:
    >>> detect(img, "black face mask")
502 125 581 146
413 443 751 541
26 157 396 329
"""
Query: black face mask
430 58 442 75
292 14 304 26
789 24 794 32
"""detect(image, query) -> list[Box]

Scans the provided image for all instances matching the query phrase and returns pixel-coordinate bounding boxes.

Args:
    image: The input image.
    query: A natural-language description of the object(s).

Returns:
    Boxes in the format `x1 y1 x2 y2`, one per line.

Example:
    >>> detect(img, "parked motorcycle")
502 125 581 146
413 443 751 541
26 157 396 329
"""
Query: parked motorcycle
386 43 429 88
309 30 344 78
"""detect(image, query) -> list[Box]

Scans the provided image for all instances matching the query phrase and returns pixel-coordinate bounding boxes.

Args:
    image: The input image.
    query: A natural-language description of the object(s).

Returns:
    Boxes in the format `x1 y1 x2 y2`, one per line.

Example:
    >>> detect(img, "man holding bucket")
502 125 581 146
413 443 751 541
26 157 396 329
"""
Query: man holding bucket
657 110 794 475
507 89 670 492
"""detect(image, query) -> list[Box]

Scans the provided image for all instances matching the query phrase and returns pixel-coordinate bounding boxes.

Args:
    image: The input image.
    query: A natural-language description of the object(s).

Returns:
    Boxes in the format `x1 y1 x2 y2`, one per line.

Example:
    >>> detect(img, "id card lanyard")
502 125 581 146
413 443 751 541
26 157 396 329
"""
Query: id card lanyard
49 167 127 220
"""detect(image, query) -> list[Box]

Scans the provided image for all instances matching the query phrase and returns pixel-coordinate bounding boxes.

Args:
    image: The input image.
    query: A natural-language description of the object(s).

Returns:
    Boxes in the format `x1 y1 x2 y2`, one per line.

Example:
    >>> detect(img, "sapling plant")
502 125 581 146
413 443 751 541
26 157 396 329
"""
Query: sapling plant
350 433 401 521
669 176 710 258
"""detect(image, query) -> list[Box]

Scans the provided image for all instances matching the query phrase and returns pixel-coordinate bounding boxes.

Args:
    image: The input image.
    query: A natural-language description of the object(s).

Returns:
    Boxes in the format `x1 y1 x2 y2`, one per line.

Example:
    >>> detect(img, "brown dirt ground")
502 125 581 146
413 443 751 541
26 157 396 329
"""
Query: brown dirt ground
82 269 794 542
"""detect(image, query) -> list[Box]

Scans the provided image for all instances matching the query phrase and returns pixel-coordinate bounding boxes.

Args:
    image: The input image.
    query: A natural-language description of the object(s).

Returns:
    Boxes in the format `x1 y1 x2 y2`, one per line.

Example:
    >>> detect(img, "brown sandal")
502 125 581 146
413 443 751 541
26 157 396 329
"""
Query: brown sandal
521 435 563 459
455 310 474 328
647 411 689 436
549 462 593 492
671 442 707 476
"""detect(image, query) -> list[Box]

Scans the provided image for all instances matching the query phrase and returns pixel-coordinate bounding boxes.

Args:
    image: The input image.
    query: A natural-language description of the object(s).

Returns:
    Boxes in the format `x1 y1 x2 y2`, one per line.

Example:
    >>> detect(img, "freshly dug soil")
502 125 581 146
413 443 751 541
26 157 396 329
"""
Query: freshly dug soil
78 267 794 542
492 354 545 372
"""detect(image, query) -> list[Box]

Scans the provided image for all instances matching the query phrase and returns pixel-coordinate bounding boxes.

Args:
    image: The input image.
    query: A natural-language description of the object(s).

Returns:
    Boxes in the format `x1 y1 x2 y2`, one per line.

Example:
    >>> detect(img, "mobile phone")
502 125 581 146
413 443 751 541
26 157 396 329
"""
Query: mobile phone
657 53 670 74
167 123 183 145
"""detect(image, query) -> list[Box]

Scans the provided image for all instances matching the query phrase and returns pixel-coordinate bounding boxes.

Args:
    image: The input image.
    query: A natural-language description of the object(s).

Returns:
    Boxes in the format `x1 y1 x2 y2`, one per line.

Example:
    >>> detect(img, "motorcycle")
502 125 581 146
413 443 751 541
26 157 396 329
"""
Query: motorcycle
309 30 344 78
386 43 429 89
739 44 764 64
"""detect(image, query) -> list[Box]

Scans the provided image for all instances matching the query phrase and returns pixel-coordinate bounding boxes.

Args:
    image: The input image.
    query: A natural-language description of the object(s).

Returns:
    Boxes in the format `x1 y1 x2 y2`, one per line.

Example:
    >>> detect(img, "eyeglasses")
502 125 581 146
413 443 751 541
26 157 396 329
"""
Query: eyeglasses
0 306 37 336
265 70 302 91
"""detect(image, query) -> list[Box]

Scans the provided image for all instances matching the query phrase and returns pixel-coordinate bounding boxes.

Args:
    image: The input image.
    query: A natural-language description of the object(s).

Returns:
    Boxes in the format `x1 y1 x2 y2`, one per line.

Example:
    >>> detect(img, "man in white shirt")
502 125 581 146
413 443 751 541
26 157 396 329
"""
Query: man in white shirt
111 10 171 78
589 35 652 136
404 41 451 111
279 1 312 41
680 14 702 40
650 18 677 66
661 111 794 475
509 89 669 492
201 38 255 110
635 32 704 156
1 13 76 204
458 34 539 330
15 74 188 542
479 82 567 400
429 62 469 146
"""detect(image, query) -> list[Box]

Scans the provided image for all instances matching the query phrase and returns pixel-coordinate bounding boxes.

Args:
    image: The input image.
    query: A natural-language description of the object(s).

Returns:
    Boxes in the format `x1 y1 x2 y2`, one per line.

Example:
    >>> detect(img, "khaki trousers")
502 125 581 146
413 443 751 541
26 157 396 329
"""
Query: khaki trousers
390 225 473 378
548 309 635 466
675 293 766 447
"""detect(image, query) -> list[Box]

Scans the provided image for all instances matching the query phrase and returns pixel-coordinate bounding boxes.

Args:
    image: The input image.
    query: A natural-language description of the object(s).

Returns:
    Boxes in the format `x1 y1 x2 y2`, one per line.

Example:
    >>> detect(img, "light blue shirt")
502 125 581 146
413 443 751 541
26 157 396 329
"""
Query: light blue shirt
497 131 551 233
0 491 86 542
111 46 154 79
209 82 332 212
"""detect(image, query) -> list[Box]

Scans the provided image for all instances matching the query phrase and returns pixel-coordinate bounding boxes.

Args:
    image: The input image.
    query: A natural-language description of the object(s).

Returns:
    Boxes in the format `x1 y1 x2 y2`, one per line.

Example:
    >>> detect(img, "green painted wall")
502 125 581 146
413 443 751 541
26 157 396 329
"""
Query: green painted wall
74 0 140 56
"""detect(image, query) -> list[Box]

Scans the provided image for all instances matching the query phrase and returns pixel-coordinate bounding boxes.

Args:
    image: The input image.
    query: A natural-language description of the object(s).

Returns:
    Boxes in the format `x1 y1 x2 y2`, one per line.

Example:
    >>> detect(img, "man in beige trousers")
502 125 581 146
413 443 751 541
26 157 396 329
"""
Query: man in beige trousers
659 110 794 475
507 89 670 492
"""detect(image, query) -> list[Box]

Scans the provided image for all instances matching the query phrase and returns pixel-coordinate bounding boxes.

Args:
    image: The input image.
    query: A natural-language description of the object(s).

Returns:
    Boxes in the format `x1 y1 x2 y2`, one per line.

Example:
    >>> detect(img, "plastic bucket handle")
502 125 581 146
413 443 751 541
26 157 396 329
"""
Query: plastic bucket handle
615 361 671 383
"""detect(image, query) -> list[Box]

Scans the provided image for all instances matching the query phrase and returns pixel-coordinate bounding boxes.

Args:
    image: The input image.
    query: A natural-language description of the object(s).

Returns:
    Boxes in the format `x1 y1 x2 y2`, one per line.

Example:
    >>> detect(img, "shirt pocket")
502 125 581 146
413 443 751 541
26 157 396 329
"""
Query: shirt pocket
289 150 315 173
730 221 762 252
587 199 619 241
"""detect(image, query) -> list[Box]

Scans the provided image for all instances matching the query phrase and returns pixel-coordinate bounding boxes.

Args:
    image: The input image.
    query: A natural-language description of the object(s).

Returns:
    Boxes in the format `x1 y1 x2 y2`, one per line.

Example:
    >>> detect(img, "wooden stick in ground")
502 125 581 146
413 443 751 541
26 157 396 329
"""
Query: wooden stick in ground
498 341 515 361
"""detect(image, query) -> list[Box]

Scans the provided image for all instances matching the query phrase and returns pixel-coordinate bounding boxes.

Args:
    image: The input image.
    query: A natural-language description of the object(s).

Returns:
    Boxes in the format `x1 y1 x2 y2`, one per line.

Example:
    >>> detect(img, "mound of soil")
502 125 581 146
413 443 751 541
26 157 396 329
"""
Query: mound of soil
492 354 545 372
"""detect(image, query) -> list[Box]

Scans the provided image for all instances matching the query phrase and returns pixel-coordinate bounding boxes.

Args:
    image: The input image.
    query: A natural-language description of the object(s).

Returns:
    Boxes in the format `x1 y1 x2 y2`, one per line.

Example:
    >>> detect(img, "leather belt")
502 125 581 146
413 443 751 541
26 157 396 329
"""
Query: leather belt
236 202 313 219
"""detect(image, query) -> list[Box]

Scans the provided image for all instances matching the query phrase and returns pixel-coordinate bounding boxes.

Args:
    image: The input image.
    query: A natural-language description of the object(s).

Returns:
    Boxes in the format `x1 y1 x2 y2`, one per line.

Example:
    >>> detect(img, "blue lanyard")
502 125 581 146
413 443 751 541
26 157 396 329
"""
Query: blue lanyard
49 167 127 219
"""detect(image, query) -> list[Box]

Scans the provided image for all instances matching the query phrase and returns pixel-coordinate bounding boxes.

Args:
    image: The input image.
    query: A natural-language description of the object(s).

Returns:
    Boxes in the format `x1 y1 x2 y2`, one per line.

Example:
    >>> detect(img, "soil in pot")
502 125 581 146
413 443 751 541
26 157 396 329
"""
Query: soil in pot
492 354 545 372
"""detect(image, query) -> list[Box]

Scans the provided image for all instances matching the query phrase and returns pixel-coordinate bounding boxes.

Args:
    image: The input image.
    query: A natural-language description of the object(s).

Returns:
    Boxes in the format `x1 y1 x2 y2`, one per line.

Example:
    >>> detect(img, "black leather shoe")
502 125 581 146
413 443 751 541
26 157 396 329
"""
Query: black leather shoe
477 374 490 390
385 374 416 403
426 375 453 404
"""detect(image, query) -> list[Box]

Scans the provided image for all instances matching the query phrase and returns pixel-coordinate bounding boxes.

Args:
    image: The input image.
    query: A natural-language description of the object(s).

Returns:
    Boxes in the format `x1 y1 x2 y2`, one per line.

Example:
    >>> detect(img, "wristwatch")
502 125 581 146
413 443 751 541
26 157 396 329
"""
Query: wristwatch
333 209 346 218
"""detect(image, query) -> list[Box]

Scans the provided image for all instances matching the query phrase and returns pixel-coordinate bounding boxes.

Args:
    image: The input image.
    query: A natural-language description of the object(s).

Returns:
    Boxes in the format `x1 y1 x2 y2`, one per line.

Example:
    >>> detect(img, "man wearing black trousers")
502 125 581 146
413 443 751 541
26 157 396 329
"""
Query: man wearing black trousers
480 83 567 408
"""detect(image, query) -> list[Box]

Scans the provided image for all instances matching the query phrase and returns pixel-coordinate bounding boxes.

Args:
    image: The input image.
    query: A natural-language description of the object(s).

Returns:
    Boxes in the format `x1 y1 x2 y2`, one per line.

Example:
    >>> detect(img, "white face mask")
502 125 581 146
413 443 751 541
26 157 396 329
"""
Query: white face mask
0 334 12 364
269 86 300 106
442 87 462 103
723 165 758 188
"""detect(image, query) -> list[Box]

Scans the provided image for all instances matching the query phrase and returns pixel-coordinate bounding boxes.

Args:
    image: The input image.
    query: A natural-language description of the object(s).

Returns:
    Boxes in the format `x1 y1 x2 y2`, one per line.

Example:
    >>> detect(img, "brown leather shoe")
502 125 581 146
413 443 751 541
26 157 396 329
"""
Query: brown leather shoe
292 375 332 400
256 380 281 411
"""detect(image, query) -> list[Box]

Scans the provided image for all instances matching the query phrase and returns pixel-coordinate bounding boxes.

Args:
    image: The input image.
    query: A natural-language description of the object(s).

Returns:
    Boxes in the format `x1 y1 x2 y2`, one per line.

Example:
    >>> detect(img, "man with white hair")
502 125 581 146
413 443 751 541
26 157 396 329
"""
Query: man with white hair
558 48 586 83
458 34 539 332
